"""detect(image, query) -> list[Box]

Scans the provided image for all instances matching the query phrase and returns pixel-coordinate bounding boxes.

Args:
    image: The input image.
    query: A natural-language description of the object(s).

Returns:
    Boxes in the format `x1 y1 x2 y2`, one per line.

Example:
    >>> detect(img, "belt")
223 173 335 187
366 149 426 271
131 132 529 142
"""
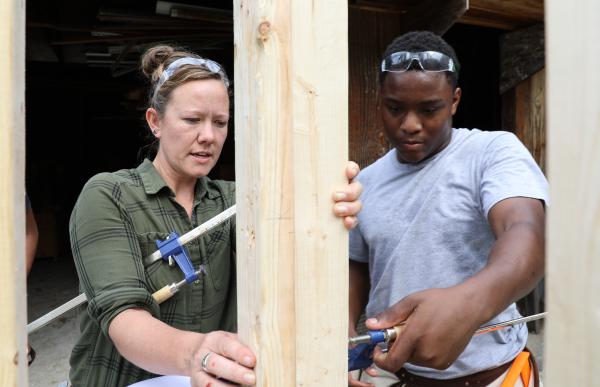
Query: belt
393 360 513 387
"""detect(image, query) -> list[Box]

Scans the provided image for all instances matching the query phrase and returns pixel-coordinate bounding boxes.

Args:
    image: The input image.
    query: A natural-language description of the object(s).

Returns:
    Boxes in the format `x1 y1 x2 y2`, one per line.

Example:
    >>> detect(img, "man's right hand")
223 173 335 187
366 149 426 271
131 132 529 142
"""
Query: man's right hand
366 286 484 373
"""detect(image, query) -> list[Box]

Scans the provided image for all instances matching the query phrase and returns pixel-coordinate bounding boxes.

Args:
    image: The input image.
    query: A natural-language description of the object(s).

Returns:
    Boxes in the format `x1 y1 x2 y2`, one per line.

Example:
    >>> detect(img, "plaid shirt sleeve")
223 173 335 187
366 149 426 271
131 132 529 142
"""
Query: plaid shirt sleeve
69 173 160 339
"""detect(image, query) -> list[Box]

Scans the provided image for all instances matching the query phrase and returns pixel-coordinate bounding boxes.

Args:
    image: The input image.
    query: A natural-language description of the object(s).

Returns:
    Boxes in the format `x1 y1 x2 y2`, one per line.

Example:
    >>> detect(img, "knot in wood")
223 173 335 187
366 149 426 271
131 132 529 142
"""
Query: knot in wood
258 21 271 42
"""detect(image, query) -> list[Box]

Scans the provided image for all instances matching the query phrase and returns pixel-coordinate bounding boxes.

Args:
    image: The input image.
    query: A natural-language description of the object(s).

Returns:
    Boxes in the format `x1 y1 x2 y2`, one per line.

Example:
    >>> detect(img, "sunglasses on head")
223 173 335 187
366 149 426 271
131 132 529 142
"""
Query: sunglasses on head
381 51 458 73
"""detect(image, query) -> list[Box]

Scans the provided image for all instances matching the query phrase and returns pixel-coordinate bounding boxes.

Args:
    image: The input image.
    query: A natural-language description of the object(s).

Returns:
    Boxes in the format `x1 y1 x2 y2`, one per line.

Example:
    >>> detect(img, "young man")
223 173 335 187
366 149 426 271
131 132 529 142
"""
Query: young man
348 31 547 386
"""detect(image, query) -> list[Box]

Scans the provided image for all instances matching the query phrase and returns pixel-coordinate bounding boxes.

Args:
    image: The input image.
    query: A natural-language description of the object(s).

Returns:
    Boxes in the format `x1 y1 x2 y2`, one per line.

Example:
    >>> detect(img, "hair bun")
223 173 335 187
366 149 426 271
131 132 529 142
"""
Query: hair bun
140 45 176 83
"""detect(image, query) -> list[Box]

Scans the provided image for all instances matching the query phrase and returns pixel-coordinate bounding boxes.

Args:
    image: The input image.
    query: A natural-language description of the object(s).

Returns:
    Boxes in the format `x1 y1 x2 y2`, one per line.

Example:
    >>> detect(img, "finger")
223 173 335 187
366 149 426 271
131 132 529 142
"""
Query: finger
345 161 361 180
333 201 362 218
214 333 256 368
202 352 256 385
333 181 363 204
343 216 358 230
192 370 243 387
372 321 418 373
364 366 379 377
365 296 417 330
348 373 374 387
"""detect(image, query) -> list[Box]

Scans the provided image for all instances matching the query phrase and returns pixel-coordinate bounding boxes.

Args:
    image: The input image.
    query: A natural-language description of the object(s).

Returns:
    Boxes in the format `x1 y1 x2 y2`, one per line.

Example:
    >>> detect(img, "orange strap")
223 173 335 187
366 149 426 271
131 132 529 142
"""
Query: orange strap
500 351 531 387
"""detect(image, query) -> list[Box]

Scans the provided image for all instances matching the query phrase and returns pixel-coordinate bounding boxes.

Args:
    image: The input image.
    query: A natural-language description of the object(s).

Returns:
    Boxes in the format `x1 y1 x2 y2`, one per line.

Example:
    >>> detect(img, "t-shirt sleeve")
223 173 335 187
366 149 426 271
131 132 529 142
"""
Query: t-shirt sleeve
349 222 369 263
70 174 160 339
480 132 549 218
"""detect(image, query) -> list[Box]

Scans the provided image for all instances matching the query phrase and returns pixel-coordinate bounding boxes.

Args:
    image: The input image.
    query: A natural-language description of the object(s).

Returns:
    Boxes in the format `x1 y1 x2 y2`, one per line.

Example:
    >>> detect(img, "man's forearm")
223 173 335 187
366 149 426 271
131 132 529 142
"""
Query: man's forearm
462 215 544 325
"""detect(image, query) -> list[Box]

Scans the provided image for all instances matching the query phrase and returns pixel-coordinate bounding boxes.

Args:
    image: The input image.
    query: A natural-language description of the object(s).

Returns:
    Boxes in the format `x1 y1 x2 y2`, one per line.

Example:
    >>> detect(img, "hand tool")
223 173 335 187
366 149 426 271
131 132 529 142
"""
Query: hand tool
27 205 236 335
348 312 547 371
27 266 206 334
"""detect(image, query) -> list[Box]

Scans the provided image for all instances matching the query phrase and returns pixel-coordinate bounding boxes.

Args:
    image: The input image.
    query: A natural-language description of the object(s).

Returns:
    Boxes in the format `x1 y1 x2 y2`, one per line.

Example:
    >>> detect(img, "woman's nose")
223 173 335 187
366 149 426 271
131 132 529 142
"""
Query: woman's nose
197 121 216 143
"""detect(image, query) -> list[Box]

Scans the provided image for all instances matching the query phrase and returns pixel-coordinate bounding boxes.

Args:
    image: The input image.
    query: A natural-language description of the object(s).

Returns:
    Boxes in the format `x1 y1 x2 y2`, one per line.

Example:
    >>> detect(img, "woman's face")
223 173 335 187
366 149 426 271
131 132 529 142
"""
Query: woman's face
148 78 229 181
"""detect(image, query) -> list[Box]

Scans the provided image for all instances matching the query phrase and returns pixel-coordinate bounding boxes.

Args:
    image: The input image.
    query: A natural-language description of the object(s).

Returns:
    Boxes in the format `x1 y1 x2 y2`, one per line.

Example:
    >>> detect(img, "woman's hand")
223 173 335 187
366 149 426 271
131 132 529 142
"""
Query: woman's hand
190 331 256 387
333 161 363 230
109 310 256 386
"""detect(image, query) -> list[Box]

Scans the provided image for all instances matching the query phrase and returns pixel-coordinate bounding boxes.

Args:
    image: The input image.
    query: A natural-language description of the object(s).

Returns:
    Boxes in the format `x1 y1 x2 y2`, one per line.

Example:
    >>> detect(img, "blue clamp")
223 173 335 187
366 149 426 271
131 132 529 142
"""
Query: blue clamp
156 232 199 283
348 343 376 371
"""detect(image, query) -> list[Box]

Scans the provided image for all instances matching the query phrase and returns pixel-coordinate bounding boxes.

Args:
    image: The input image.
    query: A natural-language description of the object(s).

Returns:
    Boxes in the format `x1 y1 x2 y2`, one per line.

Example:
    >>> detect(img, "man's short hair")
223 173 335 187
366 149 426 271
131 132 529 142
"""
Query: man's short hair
380 31 460 88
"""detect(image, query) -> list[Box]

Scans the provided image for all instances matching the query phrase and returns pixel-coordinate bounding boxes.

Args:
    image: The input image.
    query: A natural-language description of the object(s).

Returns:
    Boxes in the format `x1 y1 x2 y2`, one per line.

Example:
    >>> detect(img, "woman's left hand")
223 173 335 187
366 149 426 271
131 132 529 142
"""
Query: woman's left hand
333 161 363 230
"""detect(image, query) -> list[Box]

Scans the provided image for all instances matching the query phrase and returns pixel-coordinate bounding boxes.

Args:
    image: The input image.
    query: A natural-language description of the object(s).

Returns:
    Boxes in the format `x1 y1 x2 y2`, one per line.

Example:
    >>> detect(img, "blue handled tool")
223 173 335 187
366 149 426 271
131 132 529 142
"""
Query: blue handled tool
347 312 547 371
156 232 199 283
27 206 236 335
348 325 403 371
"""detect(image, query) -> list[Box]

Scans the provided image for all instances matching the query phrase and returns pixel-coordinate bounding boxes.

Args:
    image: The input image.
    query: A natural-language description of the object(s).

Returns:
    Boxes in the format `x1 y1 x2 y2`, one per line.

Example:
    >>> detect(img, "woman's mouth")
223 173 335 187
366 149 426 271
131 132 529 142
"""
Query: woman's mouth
190 151 212 163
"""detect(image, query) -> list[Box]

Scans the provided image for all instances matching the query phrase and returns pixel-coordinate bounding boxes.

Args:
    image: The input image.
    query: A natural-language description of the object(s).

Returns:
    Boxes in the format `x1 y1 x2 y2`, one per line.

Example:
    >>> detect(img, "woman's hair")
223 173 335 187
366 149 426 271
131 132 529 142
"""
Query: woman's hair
138 44 229 160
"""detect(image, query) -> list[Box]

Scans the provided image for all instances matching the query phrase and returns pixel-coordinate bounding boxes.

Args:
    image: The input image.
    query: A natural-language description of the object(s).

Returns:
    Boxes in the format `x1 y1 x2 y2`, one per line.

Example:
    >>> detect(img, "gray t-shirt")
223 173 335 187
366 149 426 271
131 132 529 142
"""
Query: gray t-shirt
350 128 549 379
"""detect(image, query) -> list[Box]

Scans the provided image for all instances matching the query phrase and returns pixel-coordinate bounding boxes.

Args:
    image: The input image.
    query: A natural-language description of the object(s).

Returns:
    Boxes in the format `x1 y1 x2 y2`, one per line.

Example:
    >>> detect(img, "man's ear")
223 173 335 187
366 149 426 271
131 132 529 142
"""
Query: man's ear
451 87 462 115
145 108 161 137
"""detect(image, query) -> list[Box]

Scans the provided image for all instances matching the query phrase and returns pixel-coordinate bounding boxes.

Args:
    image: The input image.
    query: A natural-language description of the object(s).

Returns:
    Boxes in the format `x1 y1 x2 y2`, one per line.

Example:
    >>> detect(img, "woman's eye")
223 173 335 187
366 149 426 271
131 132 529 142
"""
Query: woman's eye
215 120 228 128
184 118 200 123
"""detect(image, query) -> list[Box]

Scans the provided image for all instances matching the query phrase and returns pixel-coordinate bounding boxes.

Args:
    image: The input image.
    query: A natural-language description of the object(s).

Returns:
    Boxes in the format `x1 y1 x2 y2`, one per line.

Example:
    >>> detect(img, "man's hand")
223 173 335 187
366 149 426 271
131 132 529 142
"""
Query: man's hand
366 286 482 372
333 161 363 230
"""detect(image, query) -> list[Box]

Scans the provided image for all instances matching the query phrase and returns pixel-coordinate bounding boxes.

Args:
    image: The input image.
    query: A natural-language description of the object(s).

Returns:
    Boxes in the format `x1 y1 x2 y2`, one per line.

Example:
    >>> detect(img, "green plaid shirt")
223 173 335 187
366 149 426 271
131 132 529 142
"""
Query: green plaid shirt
68 159 237 387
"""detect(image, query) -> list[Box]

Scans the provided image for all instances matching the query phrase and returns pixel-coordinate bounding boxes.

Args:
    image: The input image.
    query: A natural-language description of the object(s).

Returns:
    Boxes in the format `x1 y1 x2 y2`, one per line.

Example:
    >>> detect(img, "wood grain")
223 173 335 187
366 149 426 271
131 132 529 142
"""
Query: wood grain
459 0 543 30
500 24 545 95
504 69 546 172
0 0 27 384
545 0 600 385
234 1 348 385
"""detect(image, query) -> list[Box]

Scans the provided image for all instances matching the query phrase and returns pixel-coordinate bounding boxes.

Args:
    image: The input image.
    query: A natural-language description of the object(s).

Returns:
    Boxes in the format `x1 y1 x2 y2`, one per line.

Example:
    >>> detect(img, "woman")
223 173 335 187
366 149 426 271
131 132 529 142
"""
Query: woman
68 45 362 387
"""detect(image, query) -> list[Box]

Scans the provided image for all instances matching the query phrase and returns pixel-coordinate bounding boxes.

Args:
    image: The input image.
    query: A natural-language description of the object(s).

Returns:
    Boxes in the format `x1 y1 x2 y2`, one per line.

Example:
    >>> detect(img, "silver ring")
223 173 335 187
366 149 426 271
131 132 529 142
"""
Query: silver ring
201 352 213 373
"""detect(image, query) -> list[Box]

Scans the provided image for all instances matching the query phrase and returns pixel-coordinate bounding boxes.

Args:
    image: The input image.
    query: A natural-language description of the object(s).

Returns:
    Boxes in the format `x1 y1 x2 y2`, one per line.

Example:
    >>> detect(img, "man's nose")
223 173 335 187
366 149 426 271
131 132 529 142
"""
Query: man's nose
400 111 422 134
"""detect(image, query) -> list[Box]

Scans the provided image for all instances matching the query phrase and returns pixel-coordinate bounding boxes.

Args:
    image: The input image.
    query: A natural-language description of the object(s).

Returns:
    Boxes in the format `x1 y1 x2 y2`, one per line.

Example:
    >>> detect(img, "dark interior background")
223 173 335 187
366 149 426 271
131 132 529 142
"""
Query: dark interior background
25 0 504 270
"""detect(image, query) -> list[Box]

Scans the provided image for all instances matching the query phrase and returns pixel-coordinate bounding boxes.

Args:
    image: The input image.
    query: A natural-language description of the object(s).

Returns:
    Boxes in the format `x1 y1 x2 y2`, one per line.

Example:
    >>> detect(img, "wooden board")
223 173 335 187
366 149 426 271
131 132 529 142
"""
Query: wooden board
545 0 600 385
234 1 348 385
502 69 546 172
0 0 27 385
499 24 545 95
459 0 543 30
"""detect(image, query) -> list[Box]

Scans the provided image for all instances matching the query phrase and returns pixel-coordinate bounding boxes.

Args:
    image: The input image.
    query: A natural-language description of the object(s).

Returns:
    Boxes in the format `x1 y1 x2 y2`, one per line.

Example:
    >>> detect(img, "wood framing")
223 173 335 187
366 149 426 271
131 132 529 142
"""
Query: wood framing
234 1 348 386
545 0 600 385
502 69 546 172
0 0 27 385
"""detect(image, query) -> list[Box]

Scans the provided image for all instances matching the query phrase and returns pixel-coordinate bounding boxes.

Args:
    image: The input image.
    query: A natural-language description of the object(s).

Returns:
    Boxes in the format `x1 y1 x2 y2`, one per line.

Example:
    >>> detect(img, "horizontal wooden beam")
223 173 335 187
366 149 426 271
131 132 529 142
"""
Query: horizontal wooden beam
459 0 543 30
500 23 545 94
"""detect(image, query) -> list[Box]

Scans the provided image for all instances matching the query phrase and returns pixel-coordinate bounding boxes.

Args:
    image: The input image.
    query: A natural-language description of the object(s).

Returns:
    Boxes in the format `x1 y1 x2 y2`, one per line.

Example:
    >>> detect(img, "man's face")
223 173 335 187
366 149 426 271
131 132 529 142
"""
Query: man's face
380 71 461 163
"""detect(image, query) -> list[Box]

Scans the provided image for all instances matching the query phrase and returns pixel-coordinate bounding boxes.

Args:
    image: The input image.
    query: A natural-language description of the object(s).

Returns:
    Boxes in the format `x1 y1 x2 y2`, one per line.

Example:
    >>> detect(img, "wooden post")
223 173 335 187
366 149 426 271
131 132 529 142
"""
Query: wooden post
234 1 348 386
545 0 600 385
0 0 27 385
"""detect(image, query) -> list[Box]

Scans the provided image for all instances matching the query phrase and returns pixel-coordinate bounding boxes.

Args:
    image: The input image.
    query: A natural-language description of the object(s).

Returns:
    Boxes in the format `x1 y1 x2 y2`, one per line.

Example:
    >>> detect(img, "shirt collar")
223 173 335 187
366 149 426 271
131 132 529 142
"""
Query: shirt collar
137 158 213 200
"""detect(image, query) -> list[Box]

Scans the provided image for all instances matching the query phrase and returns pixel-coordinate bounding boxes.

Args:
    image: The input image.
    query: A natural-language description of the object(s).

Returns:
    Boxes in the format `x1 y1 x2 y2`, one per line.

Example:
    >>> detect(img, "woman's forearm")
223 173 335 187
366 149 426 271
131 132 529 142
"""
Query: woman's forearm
109 308 203 376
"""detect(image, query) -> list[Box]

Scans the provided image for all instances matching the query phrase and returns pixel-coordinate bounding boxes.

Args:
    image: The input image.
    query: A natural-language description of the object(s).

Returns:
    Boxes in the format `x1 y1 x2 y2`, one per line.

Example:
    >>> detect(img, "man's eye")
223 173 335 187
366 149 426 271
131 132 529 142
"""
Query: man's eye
184 118 200 123
421 106 440 114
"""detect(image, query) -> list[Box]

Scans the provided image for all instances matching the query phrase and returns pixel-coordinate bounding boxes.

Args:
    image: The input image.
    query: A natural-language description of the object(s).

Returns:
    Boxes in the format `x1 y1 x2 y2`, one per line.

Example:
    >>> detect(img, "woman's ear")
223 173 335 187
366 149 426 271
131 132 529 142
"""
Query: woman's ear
146 108 161 137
